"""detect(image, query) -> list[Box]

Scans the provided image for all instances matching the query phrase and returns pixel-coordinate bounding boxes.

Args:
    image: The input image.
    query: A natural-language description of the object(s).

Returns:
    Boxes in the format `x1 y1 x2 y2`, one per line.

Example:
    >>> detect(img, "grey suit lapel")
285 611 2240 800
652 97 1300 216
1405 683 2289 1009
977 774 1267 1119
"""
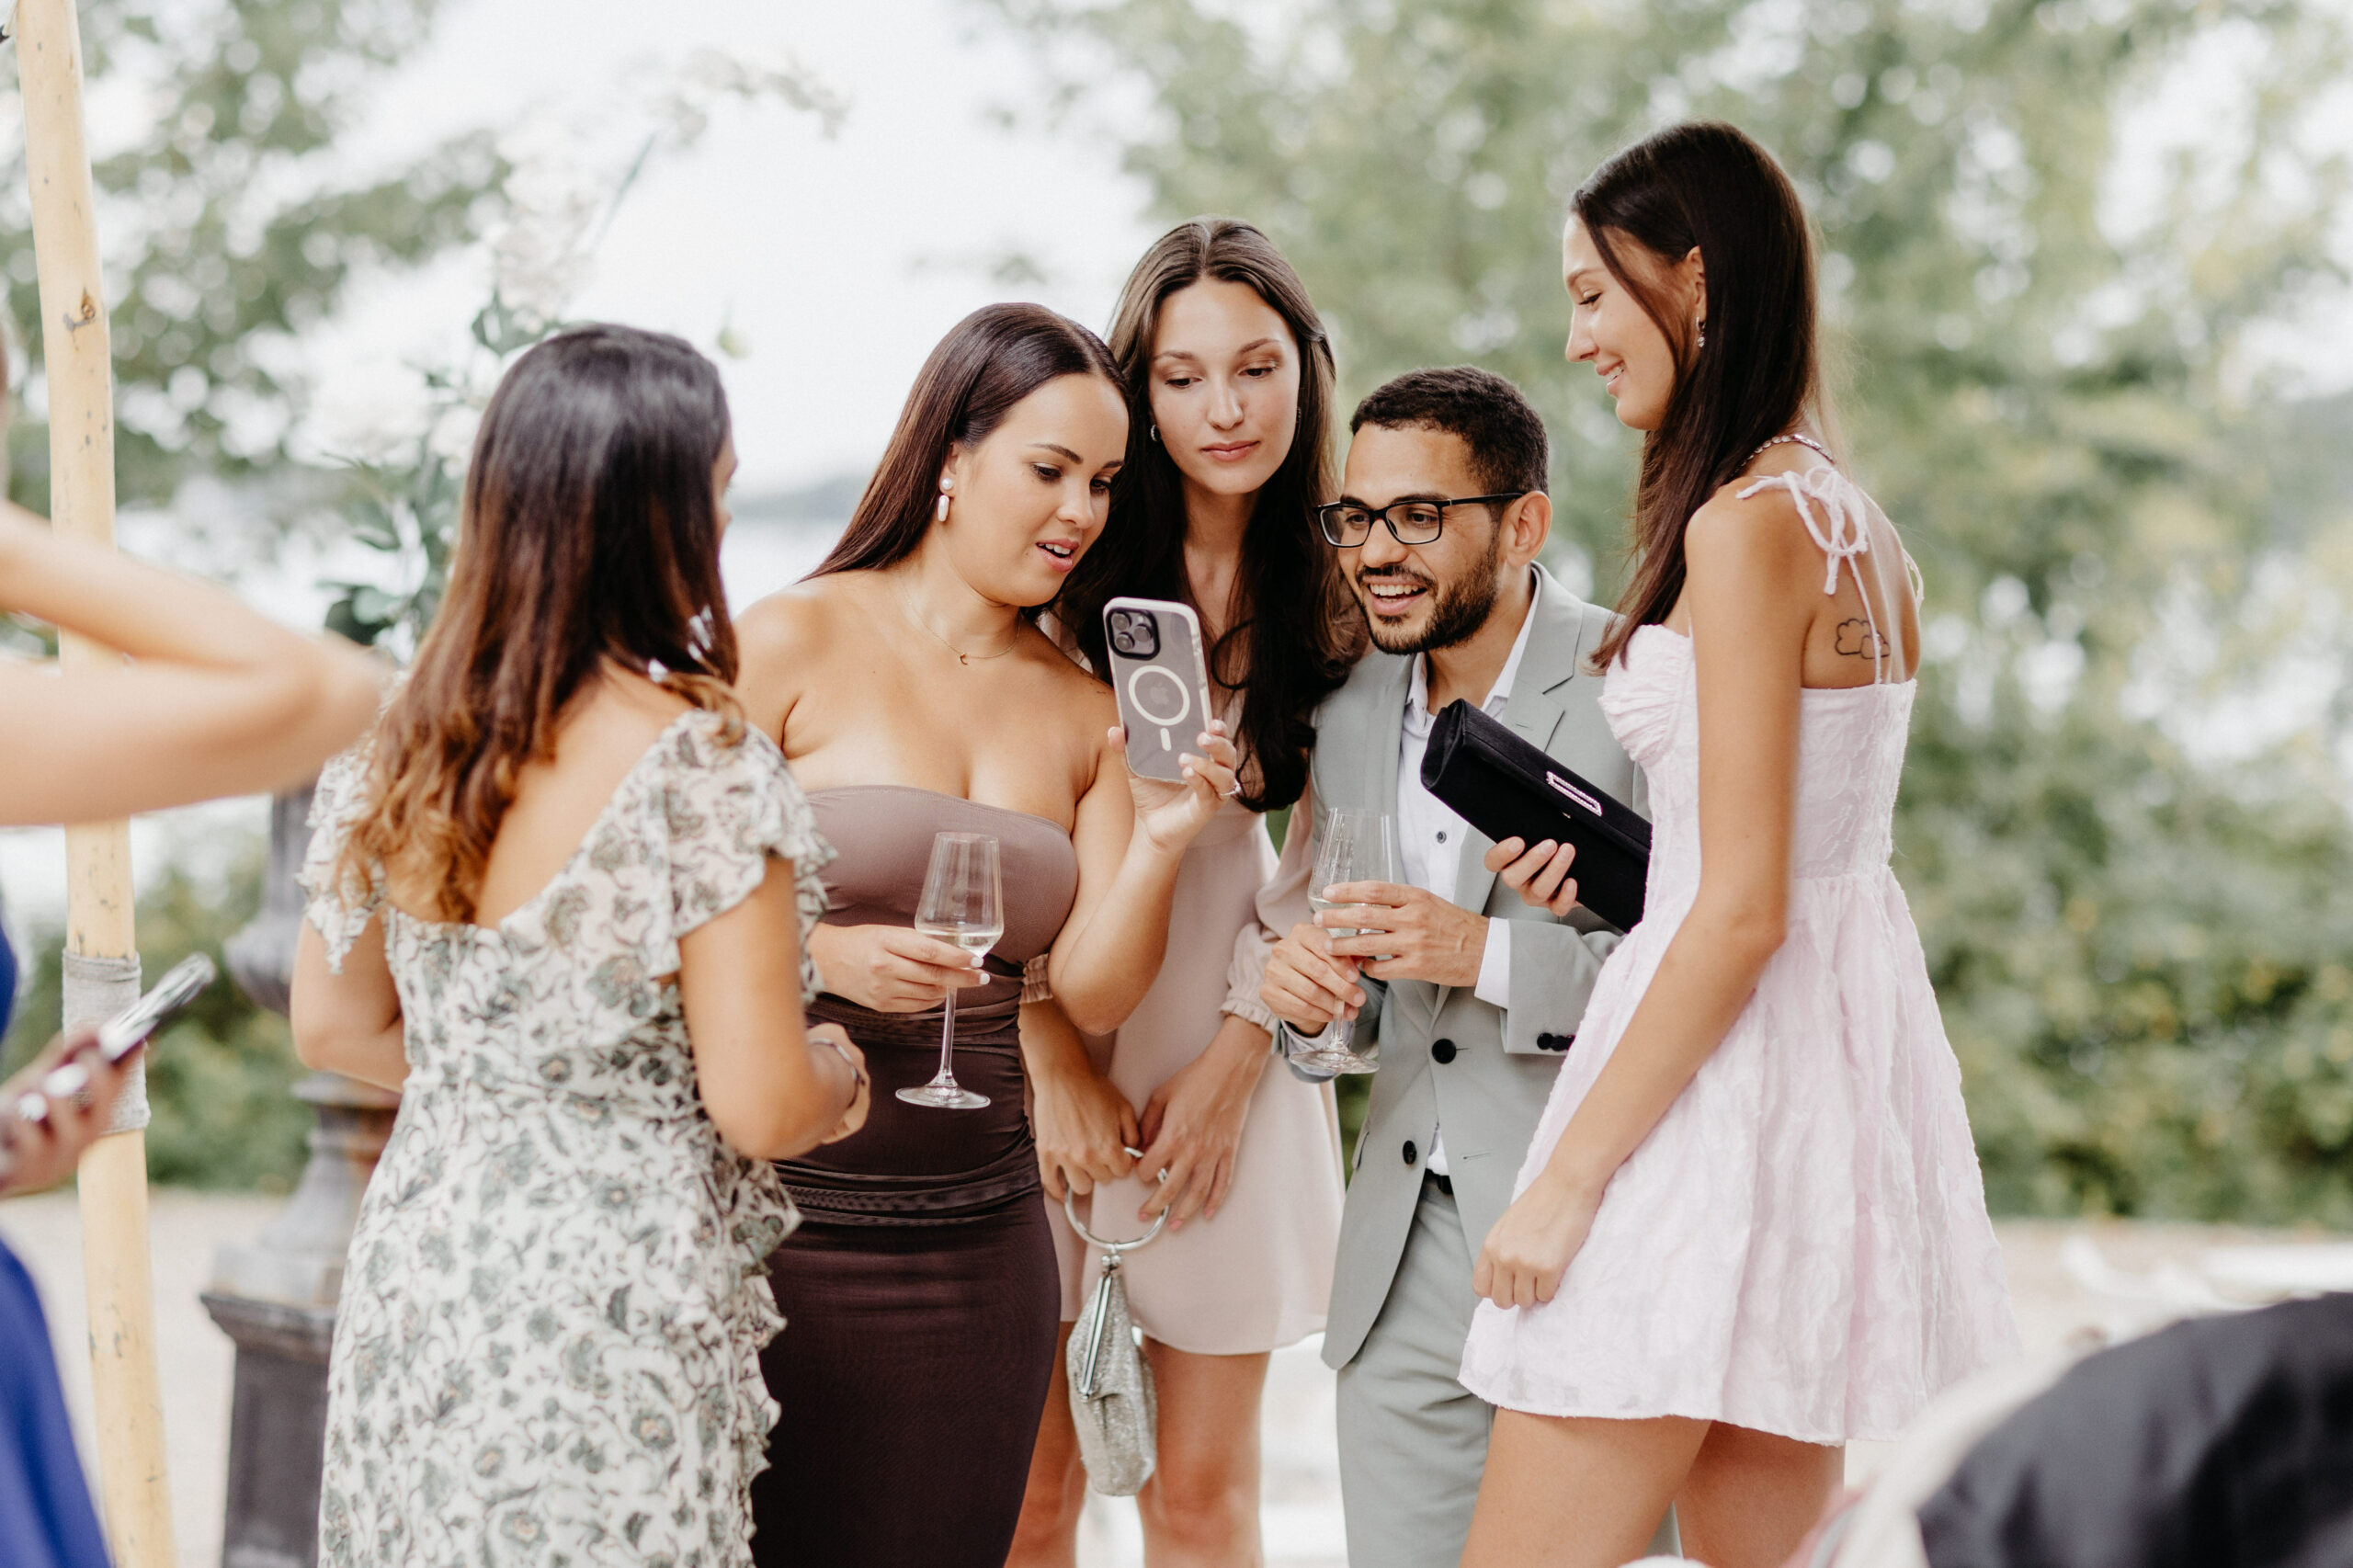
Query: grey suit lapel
1344 653 1420 1027
1317 657 1406 793
1372 661 1407 828
1313 653 1412 860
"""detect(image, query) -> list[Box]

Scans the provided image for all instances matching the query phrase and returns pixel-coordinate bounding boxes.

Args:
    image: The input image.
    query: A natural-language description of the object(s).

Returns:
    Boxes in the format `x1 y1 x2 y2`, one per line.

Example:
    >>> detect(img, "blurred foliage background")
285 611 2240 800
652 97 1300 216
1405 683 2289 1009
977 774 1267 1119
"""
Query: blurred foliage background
2 0 508 514
989 0 2353 1220
0 0 832 1185
1 0 503 1187
8 0 2353 1221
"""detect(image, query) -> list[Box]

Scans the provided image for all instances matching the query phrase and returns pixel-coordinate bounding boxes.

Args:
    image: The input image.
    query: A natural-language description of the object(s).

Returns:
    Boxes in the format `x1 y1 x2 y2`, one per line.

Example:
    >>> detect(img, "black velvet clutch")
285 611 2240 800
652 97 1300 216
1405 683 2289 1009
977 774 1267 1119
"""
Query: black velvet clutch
1421 699 1651 932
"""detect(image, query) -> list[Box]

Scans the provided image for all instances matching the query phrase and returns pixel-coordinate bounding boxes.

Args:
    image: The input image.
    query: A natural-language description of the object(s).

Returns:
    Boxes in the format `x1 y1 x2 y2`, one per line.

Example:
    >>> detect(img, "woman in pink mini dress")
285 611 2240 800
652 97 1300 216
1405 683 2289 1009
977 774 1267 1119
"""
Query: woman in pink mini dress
1456 123 2018 1568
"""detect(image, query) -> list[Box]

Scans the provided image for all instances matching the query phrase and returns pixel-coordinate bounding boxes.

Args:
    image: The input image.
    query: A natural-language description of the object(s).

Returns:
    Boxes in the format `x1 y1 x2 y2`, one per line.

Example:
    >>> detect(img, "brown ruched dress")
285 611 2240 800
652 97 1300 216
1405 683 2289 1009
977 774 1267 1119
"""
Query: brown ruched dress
749 787 1077 1568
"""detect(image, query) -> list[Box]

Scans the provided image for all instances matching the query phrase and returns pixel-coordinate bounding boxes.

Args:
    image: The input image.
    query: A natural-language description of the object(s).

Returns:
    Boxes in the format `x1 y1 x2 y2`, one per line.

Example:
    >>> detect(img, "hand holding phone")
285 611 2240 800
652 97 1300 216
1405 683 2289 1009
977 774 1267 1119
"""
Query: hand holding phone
97 953 216 1063
10 953 214 1126
0 1029 118 1195
0 954 213 1195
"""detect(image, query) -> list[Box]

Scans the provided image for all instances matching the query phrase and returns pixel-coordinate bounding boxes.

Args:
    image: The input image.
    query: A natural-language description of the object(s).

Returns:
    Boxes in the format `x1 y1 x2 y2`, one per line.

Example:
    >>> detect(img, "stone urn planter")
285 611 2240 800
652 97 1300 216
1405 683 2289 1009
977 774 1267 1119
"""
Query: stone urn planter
200 784 397 1568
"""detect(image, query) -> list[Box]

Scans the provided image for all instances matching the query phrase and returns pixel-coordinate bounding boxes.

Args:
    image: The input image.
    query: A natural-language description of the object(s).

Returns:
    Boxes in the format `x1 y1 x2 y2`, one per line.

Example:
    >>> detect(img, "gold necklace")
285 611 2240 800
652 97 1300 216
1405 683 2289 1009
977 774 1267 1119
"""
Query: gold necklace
895 579 1019 665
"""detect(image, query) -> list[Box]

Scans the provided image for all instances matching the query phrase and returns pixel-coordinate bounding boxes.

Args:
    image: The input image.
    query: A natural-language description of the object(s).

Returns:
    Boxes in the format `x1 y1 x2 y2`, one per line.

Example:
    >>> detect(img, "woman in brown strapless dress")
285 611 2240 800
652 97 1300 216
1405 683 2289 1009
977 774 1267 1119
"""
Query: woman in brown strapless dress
752 790 1074 1563
733 305 1242 1568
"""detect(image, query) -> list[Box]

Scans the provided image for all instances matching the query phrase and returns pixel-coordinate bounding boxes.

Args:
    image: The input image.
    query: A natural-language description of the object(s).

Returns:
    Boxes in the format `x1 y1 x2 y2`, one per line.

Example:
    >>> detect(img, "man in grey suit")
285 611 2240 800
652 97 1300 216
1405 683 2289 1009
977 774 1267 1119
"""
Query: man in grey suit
1256 368 1670 1566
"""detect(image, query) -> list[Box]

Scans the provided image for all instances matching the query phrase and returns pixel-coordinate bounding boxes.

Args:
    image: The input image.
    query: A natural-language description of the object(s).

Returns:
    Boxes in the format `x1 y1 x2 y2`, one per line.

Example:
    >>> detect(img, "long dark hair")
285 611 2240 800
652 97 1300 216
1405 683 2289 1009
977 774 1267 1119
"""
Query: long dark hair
810 302 1120 581
1580 122 1825 671
1055 217 1358 812
342 324 738 923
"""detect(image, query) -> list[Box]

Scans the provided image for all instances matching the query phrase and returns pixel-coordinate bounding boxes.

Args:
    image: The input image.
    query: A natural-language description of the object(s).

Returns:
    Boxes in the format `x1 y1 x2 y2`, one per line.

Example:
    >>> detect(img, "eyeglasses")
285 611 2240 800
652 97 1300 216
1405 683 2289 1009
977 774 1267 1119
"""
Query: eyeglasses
1314 494 1527 548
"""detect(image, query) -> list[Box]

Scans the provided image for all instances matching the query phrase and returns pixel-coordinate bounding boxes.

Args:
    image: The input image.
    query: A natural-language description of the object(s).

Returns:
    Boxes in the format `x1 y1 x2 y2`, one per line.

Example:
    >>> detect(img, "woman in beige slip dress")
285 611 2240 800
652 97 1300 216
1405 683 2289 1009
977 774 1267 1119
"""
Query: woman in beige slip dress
1010 218 1358 1564
1056 697 1343 1348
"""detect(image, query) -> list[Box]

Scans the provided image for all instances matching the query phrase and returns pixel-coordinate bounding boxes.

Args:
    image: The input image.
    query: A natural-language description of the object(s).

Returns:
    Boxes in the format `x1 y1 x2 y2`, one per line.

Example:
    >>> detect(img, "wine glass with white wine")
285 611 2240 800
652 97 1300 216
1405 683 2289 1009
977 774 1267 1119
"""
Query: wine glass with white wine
899 831 1004 1110
1291 806 1395 1075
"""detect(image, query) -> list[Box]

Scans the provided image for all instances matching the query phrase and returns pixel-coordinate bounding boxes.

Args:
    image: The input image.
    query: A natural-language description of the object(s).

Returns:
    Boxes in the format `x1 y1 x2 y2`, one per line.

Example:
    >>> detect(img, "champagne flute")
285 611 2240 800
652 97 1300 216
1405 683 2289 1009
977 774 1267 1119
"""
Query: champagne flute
900 831 1004 1110
1290 806 1395 1075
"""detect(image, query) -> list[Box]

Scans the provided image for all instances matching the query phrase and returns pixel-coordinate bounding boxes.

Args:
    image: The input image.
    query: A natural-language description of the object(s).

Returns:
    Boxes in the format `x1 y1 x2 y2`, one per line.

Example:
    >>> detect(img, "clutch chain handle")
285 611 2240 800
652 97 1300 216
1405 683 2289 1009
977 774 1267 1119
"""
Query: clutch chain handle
1068 1145 1165 1401
1061 1145 1169 1256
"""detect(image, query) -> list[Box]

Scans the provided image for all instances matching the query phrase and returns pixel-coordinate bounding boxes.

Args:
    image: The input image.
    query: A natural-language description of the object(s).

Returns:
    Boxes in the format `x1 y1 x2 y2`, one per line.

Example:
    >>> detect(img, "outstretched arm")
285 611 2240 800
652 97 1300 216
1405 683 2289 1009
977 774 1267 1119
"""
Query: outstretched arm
0 505 384 824
1046 719 1241 1035
1019 998 1137 1201
1474 489 1815 1309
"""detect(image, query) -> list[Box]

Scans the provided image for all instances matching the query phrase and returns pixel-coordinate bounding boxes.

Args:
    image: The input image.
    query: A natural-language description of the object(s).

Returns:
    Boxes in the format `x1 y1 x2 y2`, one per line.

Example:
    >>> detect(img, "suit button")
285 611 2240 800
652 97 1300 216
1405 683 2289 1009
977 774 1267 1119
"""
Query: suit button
1402 1140 1418 1166
1431 1038 1457 1064
1537 1032 1574 1053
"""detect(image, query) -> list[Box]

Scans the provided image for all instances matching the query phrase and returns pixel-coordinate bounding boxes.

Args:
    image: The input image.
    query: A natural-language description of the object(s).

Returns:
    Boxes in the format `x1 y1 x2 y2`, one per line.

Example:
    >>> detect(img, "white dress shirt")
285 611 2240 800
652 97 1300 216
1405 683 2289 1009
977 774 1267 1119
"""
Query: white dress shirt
1286 574 1541 1171
1401 574 1535 1174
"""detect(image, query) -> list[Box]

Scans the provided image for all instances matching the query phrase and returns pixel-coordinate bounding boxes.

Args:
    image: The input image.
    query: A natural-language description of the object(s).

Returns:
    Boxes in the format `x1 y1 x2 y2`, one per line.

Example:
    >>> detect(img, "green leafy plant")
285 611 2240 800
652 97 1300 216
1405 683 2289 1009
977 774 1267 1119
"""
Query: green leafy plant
0 0 515 514
314 55 843 654
0 31 843 1189
318 292 543 655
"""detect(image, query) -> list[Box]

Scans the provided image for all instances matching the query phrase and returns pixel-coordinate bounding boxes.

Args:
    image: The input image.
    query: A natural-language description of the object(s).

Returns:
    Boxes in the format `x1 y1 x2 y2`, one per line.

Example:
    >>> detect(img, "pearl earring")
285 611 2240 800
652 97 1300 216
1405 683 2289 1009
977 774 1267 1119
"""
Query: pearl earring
936 482 951 523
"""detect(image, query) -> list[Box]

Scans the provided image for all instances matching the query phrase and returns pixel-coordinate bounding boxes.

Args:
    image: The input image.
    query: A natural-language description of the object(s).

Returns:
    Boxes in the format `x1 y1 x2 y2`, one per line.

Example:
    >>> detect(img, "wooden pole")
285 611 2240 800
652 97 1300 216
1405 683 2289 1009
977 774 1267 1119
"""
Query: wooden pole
17 5 176 1566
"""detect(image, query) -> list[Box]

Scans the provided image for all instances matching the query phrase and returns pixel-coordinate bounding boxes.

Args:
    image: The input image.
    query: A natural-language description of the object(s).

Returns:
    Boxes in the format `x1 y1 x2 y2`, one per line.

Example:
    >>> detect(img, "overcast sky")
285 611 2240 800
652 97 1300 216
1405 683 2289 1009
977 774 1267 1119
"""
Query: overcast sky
299 0 1157 497
5 0 1161 930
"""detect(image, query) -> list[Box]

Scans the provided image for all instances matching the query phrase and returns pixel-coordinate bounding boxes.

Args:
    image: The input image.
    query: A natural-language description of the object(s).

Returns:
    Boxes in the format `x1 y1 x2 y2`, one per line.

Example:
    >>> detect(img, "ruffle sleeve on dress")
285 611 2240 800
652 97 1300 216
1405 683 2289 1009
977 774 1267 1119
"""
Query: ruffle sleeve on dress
641 713 835 1000
624 716 826 1517
296 744 386 973
1220 919 1281 1033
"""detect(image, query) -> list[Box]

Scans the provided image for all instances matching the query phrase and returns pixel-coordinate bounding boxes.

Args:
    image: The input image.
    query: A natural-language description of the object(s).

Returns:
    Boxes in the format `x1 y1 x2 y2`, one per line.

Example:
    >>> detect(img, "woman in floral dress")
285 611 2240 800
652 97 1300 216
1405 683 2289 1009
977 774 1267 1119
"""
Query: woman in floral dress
290 325 870 1568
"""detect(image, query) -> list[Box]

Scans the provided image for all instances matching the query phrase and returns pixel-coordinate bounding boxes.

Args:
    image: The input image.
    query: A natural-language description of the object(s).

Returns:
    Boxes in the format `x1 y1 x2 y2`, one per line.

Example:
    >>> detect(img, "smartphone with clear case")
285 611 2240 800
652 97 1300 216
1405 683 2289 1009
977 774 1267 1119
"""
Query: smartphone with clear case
1102 597 1214 784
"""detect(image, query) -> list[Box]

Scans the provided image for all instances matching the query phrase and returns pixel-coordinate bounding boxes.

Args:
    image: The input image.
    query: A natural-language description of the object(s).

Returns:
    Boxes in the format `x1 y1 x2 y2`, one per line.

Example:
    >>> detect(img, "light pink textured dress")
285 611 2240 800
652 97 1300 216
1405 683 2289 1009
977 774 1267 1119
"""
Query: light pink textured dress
1457 466 2018 1443
1044 694 1346 1357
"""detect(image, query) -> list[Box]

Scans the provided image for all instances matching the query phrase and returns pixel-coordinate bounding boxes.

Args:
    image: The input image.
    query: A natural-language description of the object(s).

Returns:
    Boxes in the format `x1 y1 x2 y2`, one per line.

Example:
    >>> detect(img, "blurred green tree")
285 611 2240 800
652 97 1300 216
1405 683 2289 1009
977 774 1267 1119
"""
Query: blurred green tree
0 0 512 513
318 55 845 653
989 0 2353 1219
0 1 502 1189
0 35 843 1189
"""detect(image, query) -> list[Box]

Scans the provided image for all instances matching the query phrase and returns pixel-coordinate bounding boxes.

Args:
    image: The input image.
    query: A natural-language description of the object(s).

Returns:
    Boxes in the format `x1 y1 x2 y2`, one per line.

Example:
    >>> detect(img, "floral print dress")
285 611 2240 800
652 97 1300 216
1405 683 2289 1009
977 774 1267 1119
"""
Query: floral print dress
301 710 830 1568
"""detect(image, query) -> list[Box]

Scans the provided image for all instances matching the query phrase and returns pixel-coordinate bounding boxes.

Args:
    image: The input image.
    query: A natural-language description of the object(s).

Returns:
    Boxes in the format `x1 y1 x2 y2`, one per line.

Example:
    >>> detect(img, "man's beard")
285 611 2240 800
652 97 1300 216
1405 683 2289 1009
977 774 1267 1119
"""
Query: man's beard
1355 529 1506 656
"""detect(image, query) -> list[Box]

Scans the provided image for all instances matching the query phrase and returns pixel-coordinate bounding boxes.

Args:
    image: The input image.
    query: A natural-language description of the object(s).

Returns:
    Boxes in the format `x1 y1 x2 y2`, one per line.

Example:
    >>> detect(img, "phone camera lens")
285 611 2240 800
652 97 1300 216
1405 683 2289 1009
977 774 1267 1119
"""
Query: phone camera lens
1108 609 1157 659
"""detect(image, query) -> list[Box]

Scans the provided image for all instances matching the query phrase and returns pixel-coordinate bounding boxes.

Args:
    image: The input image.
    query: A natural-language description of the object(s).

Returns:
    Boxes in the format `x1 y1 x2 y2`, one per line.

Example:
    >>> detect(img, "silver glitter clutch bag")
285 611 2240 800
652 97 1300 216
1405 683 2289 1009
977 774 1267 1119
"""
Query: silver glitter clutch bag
1063 1180 1167 1496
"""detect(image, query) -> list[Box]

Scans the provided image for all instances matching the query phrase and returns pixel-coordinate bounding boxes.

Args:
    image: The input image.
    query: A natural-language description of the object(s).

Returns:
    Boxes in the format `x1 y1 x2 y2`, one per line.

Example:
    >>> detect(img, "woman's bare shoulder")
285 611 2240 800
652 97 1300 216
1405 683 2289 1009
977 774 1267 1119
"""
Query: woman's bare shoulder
1015 625 1117 724
733 580 871 737
741 575 858 642
1685 478 1823 586
737 578 871 680
562 675 694 767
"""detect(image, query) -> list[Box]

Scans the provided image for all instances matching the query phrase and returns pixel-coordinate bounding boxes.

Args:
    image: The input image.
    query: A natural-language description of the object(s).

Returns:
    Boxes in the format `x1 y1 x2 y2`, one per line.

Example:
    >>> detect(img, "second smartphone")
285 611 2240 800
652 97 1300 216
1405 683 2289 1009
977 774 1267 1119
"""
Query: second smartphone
1101 597 1215 784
